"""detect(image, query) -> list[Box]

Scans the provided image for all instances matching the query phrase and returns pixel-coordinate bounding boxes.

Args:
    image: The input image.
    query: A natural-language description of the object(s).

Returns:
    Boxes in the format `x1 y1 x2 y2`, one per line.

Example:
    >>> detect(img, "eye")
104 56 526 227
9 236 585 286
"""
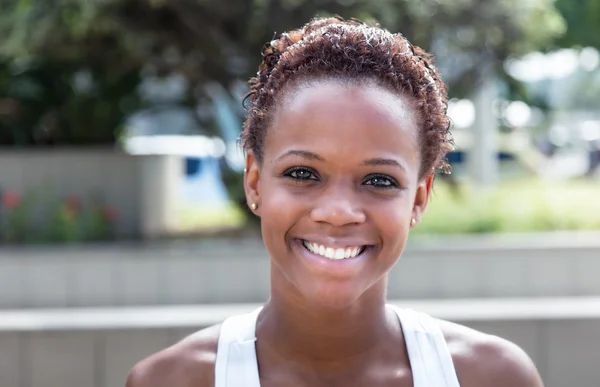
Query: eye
363 174 399 189
283 167 319 181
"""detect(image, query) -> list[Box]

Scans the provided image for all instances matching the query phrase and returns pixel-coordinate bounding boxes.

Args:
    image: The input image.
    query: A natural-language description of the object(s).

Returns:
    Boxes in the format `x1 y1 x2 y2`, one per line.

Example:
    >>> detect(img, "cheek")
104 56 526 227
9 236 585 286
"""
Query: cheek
368 194 413 246
259 177 303 237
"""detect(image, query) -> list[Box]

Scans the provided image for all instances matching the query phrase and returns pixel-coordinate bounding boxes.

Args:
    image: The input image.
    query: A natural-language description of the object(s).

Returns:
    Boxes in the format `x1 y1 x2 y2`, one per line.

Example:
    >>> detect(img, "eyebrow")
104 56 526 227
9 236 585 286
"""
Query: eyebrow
275 149 325 162
362 157 407 171
276 150 407 171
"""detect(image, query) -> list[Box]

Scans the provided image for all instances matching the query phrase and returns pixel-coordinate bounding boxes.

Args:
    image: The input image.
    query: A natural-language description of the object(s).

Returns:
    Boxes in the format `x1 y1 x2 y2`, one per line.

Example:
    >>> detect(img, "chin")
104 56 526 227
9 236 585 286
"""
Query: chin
297 281 364 311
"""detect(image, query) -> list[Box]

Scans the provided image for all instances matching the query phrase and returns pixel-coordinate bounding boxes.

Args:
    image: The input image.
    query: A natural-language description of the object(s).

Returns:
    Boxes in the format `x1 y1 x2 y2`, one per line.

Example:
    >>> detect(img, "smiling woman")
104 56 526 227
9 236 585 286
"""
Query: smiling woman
126 17 544 387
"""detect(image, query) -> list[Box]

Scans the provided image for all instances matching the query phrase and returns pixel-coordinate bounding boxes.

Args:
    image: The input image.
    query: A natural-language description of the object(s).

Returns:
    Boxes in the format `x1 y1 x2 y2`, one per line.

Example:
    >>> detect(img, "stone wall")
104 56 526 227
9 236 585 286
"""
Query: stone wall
1 233 599 308
1 299 598 387
0 149 181 240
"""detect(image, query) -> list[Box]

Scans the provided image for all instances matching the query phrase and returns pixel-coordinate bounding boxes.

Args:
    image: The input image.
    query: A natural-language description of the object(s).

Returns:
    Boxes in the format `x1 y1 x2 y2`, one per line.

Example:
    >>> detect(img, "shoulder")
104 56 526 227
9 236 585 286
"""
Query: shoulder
125 323 221 387
436 318 544 387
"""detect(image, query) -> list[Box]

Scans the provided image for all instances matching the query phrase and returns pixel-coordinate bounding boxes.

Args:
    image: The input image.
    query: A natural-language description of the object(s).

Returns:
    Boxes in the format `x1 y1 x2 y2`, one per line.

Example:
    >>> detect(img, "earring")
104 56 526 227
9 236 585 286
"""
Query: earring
410 218 416 227
251 203 258 211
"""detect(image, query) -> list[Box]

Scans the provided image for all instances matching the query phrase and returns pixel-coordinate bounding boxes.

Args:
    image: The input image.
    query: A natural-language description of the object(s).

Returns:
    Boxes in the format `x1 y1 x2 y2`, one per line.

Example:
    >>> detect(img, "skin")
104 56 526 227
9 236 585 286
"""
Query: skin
126 79 545 387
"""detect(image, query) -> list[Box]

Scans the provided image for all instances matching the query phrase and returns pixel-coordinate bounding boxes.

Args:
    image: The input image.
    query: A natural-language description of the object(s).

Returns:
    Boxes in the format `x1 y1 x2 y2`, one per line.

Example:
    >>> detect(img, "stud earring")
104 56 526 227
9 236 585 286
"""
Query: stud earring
251 203 258 211
410 218 416 227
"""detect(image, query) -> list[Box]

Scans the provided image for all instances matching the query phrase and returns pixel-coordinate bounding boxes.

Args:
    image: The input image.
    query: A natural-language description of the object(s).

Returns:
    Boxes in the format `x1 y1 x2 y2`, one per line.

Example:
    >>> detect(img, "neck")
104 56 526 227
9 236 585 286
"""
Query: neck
257 267 398 364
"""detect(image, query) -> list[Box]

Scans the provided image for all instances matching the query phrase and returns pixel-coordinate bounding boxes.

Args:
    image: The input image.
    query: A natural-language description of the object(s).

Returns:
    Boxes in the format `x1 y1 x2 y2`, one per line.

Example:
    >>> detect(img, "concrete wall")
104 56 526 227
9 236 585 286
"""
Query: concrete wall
0 299 598 387
1 233 599 308
0 149 181 239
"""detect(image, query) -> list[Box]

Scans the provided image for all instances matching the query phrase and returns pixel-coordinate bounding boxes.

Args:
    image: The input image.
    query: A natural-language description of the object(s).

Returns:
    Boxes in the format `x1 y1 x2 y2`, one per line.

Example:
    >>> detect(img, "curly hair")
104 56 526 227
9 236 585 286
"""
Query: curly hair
240 17 453 177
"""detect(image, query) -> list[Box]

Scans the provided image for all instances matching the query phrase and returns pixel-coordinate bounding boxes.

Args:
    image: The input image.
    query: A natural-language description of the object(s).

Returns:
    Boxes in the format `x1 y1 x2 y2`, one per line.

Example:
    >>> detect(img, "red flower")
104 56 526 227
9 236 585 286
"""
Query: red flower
101 206 118 223
1 191 21 209
65 196 82 214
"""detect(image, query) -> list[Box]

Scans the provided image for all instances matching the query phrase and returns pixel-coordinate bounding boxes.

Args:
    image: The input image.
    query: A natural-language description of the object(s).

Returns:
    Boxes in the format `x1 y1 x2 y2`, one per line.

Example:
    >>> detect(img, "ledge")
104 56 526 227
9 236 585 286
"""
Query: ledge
2 297 600 332
1 230 599 260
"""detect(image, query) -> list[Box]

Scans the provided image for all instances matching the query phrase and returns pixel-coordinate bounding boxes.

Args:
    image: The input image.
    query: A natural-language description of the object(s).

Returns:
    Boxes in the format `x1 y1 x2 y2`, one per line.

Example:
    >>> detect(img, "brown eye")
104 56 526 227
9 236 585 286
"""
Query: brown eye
284 167 318 181
291 170 313 179
364 174 399 189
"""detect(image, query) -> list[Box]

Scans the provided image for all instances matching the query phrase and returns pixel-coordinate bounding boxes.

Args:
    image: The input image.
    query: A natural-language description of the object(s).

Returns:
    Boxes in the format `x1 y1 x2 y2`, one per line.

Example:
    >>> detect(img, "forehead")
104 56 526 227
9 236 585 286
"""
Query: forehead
265 79 421 166
279 79 417 127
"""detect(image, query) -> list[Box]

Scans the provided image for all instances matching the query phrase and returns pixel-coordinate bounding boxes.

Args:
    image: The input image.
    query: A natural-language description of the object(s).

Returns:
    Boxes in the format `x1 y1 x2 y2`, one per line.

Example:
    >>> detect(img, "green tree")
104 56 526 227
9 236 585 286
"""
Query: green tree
0 0 566 220
553 0 600 49
1 0 565 106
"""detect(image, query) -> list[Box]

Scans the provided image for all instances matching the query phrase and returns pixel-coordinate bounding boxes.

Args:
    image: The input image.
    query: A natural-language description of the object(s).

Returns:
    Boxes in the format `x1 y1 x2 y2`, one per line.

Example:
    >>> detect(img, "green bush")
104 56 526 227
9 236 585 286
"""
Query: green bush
0 58 141 146
193 178 599 236
413 179 600 234
0 188 118 244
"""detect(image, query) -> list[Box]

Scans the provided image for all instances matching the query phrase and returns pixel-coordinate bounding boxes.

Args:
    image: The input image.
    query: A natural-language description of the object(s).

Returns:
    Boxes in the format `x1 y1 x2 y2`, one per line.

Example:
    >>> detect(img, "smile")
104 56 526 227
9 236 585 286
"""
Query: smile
302 240 367 260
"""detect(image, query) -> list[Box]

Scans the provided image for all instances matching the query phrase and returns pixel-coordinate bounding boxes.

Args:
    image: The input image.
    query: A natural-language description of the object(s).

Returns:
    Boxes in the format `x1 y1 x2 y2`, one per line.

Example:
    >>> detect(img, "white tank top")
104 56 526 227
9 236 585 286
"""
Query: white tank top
214 305 460 387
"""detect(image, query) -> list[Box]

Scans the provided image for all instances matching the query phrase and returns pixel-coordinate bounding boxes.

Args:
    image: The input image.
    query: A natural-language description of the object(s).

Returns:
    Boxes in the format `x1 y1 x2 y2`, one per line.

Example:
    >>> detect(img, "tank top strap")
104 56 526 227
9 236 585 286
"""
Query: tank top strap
214 308 262 387
388 305 461 387
215 305 460 387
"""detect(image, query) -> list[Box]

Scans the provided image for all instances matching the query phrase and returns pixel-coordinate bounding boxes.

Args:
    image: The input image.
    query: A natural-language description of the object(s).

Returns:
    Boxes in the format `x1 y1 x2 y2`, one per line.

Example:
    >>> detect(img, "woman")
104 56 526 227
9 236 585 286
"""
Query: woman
127 17 544 387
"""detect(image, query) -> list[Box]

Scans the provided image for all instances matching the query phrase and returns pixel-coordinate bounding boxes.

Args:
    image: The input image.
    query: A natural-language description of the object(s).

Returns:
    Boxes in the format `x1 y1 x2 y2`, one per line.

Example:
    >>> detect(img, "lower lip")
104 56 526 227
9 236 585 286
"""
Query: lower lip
293 239 373 276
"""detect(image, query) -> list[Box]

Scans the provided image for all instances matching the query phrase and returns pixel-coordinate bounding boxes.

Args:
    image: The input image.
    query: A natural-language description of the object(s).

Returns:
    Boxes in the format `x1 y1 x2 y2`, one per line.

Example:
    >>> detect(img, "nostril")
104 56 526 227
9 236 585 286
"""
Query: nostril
309 205 366 226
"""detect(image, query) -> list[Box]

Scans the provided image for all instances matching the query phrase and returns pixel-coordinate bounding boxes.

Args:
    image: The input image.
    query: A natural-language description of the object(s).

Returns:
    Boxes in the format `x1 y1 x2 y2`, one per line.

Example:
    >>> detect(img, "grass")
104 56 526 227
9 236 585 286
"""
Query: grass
175 202 246 233
180 179 600 235
414 178 600 234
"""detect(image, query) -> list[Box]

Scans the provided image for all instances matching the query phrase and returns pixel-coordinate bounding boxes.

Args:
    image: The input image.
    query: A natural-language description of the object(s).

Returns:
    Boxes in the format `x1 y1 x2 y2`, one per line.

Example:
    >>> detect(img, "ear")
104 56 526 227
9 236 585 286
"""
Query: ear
411 174 434 226
244 152 261 216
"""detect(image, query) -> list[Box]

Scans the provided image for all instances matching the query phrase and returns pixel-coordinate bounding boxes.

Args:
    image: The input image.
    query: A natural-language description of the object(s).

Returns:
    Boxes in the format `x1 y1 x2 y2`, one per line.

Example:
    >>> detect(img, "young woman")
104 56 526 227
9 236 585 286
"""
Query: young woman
127 17 544 387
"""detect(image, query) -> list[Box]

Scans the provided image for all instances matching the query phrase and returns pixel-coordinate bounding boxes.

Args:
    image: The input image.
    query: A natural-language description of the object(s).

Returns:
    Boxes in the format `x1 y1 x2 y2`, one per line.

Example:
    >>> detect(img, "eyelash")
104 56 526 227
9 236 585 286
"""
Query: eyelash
363 173 400 190
282 168 400 190
283 166 319 182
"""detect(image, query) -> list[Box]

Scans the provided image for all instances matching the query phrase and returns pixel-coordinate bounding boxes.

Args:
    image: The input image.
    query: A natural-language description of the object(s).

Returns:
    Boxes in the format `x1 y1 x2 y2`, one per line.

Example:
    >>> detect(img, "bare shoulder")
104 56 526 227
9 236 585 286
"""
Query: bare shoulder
125 324 221 387
436 319 544 387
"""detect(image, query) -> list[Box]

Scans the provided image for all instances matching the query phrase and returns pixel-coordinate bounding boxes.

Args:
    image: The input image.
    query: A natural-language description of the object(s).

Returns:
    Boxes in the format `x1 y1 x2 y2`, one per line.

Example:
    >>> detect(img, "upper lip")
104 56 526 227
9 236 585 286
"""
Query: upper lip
298 237 373 248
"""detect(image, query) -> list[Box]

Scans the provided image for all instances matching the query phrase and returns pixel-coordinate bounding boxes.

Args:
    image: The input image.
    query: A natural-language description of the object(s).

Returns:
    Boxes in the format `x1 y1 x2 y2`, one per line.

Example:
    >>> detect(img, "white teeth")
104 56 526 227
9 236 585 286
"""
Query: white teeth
302 241 365 260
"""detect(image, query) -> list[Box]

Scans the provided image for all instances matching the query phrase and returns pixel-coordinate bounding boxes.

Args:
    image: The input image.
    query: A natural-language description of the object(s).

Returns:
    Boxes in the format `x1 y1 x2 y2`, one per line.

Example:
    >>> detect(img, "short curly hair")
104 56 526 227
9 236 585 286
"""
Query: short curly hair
240 17 453 177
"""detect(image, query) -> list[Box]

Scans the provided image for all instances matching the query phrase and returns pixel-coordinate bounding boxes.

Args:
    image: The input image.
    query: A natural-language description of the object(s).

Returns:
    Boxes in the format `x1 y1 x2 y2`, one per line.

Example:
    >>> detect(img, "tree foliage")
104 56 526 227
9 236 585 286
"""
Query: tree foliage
0 0 565 146
553 0 600 49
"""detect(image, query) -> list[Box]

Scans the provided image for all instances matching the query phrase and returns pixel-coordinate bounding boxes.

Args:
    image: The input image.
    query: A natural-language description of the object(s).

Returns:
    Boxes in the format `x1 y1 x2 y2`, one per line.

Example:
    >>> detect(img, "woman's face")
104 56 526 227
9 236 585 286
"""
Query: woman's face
245 79 433 310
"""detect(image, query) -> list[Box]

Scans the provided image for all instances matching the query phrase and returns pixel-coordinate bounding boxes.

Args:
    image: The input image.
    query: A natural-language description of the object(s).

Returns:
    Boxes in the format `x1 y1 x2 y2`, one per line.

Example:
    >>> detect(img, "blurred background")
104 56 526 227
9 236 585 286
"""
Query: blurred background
0 0 599 386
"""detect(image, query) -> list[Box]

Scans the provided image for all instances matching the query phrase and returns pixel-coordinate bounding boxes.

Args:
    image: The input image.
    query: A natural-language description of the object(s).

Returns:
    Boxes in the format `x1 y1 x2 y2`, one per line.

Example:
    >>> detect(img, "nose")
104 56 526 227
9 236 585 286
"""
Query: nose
309 185 366 226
